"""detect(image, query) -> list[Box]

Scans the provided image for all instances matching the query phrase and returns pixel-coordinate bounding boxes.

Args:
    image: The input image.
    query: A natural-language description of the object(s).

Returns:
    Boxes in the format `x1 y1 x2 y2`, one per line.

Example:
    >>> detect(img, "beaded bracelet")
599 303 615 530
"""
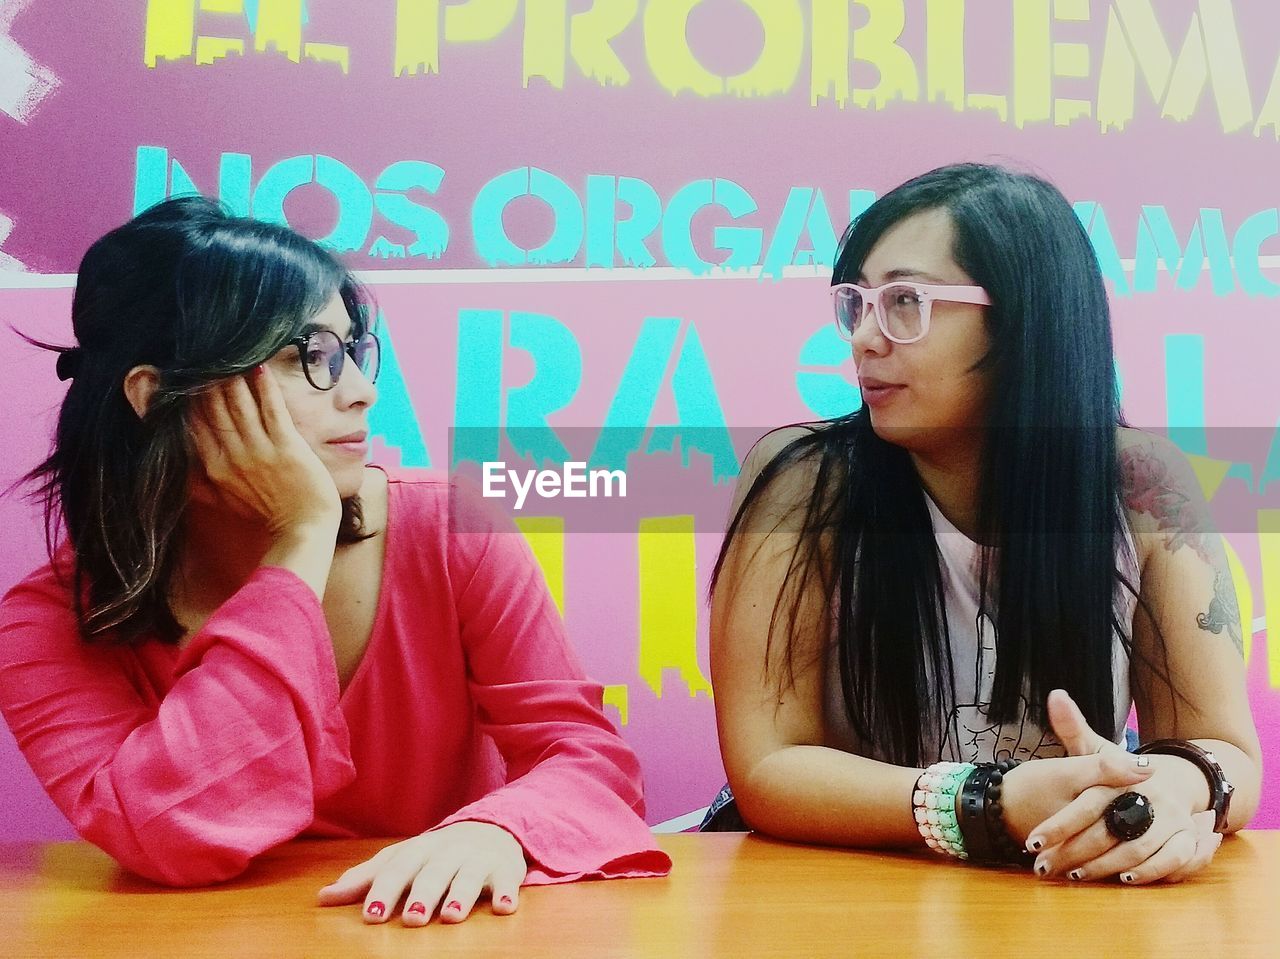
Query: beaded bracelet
954 758 1035 867
985 758 1035 867
912 761 974 859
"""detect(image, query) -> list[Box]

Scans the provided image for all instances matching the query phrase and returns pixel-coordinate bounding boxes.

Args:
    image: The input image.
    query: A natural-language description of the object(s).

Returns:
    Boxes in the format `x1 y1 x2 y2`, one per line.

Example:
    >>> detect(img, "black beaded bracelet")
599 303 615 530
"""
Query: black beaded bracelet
984 758 1035 867
952 758 1035 867
941 758 1035 867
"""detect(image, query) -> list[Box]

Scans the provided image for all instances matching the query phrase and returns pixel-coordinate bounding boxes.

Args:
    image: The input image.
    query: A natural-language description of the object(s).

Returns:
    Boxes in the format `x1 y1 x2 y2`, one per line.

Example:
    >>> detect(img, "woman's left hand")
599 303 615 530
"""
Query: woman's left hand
1024 689 1222 885
317 821 528 925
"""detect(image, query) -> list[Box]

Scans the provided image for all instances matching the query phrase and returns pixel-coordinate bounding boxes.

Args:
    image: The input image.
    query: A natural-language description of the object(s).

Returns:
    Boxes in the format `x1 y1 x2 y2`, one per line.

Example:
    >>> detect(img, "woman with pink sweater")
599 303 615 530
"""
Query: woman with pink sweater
0 196 669 923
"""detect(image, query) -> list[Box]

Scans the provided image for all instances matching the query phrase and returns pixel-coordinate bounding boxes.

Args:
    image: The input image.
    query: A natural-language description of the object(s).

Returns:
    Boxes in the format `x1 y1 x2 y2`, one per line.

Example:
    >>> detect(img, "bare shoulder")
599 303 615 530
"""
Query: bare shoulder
732 425 832 524
1116 427 1217 567
741 425 822 482
1116 426 1185 463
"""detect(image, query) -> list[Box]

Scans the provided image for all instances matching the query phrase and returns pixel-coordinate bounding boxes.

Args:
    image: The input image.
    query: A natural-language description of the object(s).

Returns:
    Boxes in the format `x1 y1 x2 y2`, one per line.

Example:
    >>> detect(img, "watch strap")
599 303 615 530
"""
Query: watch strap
1135 738 1233 833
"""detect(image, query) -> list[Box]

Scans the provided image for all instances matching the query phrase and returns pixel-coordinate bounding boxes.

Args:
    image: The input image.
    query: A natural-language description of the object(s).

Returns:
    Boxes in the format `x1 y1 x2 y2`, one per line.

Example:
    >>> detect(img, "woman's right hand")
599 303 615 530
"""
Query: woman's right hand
190 365 342 539
999 749 1156 855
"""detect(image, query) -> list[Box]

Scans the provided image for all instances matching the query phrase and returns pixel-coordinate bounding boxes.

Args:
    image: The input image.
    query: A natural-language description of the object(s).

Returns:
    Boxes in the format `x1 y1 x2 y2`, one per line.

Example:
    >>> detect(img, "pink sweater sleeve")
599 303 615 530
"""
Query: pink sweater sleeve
434 485 672 883
0 564 355 886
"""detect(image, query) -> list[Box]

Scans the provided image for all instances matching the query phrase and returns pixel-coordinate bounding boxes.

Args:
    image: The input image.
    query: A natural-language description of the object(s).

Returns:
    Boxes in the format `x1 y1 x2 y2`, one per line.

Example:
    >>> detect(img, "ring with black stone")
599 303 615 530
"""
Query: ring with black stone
1104 791 1155 842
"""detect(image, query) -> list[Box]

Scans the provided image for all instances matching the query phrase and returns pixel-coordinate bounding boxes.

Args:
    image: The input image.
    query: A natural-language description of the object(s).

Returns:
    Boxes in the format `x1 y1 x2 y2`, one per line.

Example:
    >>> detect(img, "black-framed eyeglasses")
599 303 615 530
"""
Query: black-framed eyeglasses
290 329 381 391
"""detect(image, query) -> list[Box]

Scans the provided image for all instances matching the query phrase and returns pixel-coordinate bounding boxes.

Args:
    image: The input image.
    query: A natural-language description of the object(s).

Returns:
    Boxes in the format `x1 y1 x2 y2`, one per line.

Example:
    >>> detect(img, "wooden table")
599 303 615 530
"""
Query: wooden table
1 833 1276 958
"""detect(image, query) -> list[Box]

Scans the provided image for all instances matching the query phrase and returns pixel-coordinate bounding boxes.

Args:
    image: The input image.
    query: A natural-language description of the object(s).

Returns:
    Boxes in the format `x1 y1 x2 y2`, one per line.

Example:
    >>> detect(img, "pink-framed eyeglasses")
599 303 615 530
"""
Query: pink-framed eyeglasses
830 282 992 344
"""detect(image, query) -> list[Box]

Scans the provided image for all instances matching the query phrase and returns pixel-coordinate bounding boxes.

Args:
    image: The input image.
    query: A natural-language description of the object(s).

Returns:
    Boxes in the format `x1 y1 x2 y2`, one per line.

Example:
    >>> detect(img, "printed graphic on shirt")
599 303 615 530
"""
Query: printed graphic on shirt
940 614 1066 764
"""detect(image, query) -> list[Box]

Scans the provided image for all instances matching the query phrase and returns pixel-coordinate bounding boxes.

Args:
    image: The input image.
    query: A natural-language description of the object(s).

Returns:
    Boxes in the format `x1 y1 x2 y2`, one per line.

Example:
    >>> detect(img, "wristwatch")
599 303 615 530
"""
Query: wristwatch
1135 739 1234 833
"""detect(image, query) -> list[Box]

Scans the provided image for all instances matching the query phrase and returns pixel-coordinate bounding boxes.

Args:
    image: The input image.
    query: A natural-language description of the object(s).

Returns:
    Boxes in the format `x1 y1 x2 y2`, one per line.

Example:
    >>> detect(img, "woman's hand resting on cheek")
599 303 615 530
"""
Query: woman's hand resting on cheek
187 365 344 600
189 366 342 539
317 822 528 926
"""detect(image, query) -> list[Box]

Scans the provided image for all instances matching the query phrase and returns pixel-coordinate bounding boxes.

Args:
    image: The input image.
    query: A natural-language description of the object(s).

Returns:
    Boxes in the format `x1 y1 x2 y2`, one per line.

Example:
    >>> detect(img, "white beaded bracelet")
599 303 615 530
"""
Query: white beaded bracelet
911 761 975 859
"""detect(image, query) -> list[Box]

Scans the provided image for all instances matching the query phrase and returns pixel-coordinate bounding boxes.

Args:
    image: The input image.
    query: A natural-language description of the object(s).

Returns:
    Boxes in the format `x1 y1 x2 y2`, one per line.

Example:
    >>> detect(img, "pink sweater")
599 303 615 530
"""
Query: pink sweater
0 468 671 887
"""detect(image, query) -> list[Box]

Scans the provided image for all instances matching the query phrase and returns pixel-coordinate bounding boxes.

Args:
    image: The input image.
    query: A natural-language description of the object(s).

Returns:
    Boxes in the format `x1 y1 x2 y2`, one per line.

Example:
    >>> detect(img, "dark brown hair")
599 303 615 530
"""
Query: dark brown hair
21 196 374 644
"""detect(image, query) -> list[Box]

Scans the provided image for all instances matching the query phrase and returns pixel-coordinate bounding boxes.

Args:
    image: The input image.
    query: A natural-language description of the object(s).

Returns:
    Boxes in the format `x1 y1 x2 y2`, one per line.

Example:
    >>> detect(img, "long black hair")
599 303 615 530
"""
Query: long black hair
711 163 1141 765
19 195 374 644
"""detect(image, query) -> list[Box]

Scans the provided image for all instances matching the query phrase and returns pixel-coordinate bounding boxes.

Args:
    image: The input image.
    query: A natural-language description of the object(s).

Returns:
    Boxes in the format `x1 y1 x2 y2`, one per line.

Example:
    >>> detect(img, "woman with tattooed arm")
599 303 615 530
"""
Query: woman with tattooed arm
704 164 1262 885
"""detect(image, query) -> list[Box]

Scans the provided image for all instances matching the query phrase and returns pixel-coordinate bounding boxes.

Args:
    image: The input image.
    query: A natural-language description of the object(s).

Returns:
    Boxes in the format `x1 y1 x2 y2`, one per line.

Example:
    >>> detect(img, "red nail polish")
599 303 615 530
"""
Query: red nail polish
366 901 386 918
446 901 463 912
499 896 513 906
406 902 427 916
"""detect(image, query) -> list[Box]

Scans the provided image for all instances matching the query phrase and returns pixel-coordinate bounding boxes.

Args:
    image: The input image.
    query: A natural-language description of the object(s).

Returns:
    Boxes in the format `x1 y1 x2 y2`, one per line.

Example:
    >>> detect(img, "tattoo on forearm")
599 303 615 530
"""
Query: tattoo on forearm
1197 569 1244 655
1119 445 1214 565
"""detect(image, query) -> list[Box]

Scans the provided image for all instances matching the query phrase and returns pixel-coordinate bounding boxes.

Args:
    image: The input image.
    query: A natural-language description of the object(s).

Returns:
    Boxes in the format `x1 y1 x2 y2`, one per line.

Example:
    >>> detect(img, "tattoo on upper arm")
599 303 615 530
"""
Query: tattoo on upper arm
1121 443 1243 654
1198 569 1244 655
1120 444 1213 565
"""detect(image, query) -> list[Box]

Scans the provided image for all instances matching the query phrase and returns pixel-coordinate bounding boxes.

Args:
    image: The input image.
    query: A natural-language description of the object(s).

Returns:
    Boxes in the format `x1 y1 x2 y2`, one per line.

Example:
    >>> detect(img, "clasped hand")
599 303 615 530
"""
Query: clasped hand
1014 690 1220 885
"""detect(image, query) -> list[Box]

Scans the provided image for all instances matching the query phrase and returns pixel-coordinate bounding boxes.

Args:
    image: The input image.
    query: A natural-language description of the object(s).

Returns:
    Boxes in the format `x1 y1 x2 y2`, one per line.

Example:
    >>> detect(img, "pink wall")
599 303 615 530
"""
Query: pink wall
2 1 1279 837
